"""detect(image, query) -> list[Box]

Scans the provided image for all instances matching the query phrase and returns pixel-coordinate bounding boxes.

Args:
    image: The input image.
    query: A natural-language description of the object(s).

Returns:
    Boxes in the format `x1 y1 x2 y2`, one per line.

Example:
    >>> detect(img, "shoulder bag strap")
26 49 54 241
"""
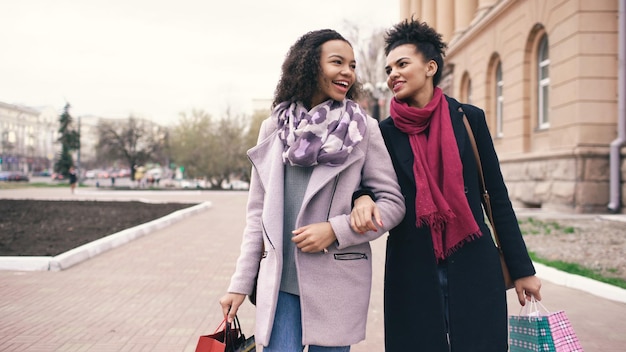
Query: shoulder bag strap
459 107 504 251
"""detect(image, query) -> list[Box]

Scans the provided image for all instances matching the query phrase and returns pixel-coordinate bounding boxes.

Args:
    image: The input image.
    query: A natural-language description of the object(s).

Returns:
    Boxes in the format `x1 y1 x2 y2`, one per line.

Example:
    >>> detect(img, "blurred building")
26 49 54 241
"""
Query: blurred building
400 0 624 213
0 102 58 173
0 101 168 175
76 115 102 166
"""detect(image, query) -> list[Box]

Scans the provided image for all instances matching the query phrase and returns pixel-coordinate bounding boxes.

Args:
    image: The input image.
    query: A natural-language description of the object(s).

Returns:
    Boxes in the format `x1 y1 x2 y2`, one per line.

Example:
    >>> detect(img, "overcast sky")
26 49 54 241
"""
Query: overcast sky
0 0 398 126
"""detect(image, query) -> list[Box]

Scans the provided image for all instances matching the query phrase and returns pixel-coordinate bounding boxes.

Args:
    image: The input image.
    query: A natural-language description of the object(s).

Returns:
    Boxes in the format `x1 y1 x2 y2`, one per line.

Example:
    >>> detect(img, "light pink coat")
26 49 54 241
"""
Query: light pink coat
227 116 405 346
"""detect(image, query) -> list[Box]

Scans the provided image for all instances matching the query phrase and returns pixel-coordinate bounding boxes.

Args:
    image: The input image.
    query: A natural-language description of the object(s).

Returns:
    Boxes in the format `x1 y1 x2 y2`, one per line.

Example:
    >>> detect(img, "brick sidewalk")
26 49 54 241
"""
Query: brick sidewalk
0 191 252 351
0 189 625 351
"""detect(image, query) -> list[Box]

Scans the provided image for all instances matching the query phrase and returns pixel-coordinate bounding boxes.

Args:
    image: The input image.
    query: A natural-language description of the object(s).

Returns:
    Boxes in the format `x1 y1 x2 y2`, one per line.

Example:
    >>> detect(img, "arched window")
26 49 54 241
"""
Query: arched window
495 62 504 138
537 35 550 129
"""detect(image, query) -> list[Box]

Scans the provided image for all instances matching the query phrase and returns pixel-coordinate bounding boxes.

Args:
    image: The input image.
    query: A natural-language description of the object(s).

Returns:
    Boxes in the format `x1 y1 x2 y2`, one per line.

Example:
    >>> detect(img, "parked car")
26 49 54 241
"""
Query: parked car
118 168 130 178
0 171 10 181
223 180 249 190
85 169 97 179
32 170 51 177
85 169 110 179
145 168 163 181
181 179 207 189
0 171 29 182
51 172 65 181
109 168 130 178
11 171 29 181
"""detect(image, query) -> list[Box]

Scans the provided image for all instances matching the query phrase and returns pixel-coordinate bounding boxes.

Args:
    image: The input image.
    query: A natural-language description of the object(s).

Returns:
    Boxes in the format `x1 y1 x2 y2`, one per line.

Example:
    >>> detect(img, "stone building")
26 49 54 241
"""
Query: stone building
0 102 58 173
0 101 161 175
76 115 103 167
399 0 625 213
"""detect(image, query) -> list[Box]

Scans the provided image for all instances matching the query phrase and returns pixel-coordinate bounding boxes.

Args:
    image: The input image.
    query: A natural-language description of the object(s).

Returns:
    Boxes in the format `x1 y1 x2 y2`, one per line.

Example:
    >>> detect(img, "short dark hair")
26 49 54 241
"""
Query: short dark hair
384 18 448 87
272 29 361 108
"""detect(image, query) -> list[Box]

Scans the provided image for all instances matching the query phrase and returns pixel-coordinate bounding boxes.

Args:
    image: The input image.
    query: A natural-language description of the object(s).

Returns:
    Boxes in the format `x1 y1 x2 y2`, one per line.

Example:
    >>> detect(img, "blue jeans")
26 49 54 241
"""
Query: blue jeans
264 291 351 352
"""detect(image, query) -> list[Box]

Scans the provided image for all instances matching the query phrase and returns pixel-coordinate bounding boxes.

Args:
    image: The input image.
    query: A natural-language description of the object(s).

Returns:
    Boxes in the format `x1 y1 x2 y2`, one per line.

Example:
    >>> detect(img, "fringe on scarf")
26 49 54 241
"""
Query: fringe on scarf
416 209 484 261
439 230 483 261
415 209 455 231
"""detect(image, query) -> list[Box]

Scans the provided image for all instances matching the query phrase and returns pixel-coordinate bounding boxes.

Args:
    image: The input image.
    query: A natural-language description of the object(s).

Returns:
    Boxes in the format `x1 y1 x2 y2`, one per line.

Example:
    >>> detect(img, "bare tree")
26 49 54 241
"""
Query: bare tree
213 113 247 187
169 109 213 181
244 109 269 146
341 21 389 120
169 108 250 188
96 116 166 181
240 109 269 181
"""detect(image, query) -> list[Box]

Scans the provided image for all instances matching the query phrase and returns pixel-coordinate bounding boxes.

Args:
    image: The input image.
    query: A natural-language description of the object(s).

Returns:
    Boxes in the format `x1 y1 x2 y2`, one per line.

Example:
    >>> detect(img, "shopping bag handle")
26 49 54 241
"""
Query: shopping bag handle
225 315 244 349
518 295 550 319
214 317 227 333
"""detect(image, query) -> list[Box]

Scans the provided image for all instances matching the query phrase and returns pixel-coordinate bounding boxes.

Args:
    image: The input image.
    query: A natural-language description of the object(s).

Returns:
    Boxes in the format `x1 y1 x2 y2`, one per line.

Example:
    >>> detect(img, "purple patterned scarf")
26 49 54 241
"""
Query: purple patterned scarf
273 99 367 166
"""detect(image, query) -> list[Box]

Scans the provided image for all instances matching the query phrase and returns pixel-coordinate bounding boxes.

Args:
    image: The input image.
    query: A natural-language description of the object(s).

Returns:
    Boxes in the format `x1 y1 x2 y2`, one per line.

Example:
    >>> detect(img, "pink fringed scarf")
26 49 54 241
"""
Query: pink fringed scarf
390 88 481 261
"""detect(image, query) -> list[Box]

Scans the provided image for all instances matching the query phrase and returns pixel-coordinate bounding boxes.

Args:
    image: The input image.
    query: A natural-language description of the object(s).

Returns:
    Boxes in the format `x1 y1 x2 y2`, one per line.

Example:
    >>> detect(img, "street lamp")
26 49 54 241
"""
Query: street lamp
76 115 81 181
0 131 5 171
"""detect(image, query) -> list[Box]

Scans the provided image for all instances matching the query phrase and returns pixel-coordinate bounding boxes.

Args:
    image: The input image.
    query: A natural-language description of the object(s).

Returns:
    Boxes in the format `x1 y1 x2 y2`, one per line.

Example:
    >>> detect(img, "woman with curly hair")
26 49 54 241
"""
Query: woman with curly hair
350 19 542 351
219 29 405 351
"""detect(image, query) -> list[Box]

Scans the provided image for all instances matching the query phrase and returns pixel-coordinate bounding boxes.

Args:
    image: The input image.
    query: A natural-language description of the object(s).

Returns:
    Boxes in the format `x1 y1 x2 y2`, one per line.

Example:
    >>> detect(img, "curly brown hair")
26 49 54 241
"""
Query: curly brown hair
272 29 362 109
384 18 448 87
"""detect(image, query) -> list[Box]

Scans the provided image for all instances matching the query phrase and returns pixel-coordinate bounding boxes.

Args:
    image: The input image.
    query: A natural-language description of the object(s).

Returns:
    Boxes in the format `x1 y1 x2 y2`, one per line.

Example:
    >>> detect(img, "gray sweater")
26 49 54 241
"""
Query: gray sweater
280 164 313 295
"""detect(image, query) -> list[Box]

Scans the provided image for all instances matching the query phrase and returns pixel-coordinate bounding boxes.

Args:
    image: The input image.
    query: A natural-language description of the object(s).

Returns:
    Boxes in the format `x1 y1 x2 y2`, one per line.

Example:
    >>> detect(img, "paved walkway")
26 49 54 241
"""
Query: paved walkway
1 188 625 351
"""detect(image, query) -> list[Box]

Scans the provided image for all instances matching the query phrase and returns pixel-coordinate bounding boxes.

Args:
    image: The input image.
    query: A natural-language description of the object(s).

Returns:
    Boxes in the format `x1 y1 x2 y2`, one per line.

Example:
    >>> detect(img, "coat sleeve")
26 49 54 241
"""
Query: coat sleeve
464 104 536 280
330 117 406 249
227 118 272 294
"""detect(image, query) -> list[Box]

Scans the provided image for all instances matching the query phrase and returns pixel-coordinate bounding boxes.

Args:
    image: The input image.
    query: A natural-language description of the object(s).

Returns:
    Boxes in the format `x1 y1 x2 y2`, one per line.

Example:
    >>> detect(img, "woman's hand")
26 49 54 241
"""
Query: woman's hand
292 222 337 253
514 275 542 306
219 293 246 323
350 195 382 234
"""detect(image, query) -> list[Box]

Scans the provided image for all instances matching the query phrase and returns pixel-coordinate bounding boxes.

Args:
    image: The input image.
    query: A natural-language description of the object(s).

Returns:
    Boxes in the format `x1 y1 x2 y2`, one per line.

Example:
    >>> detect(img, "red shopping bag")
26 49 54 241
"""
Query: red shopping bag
195 316 255 352
195 318 228 352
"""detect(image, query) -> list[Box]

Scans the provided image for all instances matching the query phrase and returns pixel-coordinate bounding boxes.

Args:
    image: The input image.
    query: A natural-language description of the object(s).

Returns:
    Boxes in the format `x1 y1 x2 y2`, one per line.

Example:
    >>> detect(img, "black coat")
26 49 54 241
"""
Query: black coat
379 96 535 352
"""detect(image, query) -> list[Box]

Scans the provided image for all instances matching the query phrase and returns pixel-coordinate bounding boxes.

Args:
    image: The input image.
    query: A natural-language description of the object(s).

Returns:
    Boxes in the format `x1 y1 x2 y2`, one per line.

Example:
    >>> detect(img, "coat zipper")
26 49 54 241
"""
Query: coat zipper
326 175 340 221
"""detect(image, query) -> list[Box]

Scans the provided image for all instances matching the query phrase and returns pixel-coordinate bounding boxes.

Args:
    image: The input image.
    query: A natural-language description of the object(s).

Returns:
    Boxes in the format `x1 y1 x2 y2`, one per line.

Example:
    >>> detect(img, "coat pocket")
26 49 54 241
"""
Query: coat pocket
333 252 368 260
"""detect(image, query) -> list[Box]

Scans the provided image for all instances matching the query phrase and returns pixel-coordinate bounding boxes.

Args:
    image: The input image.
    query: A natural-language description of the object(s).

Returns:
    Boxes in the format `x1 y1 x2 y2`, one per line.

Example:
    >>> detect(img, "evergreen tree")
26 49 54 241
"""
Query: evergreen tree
54 103 80 177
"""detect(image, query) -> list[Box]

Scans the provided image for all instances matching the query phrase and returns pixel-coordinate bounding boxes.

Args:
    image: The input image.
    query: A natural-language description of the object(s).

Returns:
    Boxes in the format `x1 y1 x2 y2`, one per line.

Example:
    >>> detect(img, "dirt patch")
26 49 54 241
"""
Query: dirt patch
518 216 626 281
0 200 195 256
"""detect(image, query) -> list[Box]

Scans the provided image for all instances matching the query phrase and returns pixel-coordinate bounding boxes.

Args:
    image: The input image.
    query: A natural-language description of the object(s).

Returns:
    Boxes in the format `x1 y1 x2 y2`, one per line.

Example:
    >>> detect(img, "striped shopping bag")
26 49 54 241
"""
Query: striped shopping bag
545 310 583 351
509 298 583 352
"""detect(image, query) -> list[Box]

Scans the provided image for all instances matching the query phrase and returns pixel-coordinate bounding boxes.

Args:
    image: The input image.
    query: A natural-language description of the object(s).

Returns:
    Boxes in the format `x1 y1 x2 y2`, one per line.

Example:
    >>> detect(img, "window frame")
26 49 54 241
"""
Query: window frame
495 62 504 138
537 35 550 130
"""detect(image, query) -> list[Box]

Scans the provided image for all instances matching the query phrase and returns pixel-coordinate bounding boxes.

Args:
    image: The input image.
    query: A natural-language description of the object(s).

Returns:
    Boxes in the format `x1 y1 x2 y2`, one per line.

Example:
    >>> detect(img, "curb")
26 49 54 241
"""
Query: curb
534 262 626 304
0 201 212 271
598 214 626 223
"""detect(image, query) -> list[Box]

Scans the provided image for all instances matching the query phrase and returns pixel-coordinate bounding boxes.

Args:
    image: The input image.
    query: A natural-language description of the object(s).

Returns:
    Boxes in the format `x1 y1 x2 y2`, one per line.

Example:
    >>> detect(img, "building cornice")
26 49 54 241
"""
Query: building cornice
446 0 517 57
0 101 41 115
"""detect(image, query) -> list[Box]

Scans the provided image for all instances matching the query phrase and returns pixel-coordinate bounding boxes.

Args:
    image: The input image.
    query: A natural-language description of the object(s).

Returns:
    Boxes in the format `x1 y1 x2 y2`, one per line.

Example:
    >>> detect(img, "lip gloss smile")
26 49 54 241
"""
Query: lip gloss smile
333 80 350 92
392 80 404 93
